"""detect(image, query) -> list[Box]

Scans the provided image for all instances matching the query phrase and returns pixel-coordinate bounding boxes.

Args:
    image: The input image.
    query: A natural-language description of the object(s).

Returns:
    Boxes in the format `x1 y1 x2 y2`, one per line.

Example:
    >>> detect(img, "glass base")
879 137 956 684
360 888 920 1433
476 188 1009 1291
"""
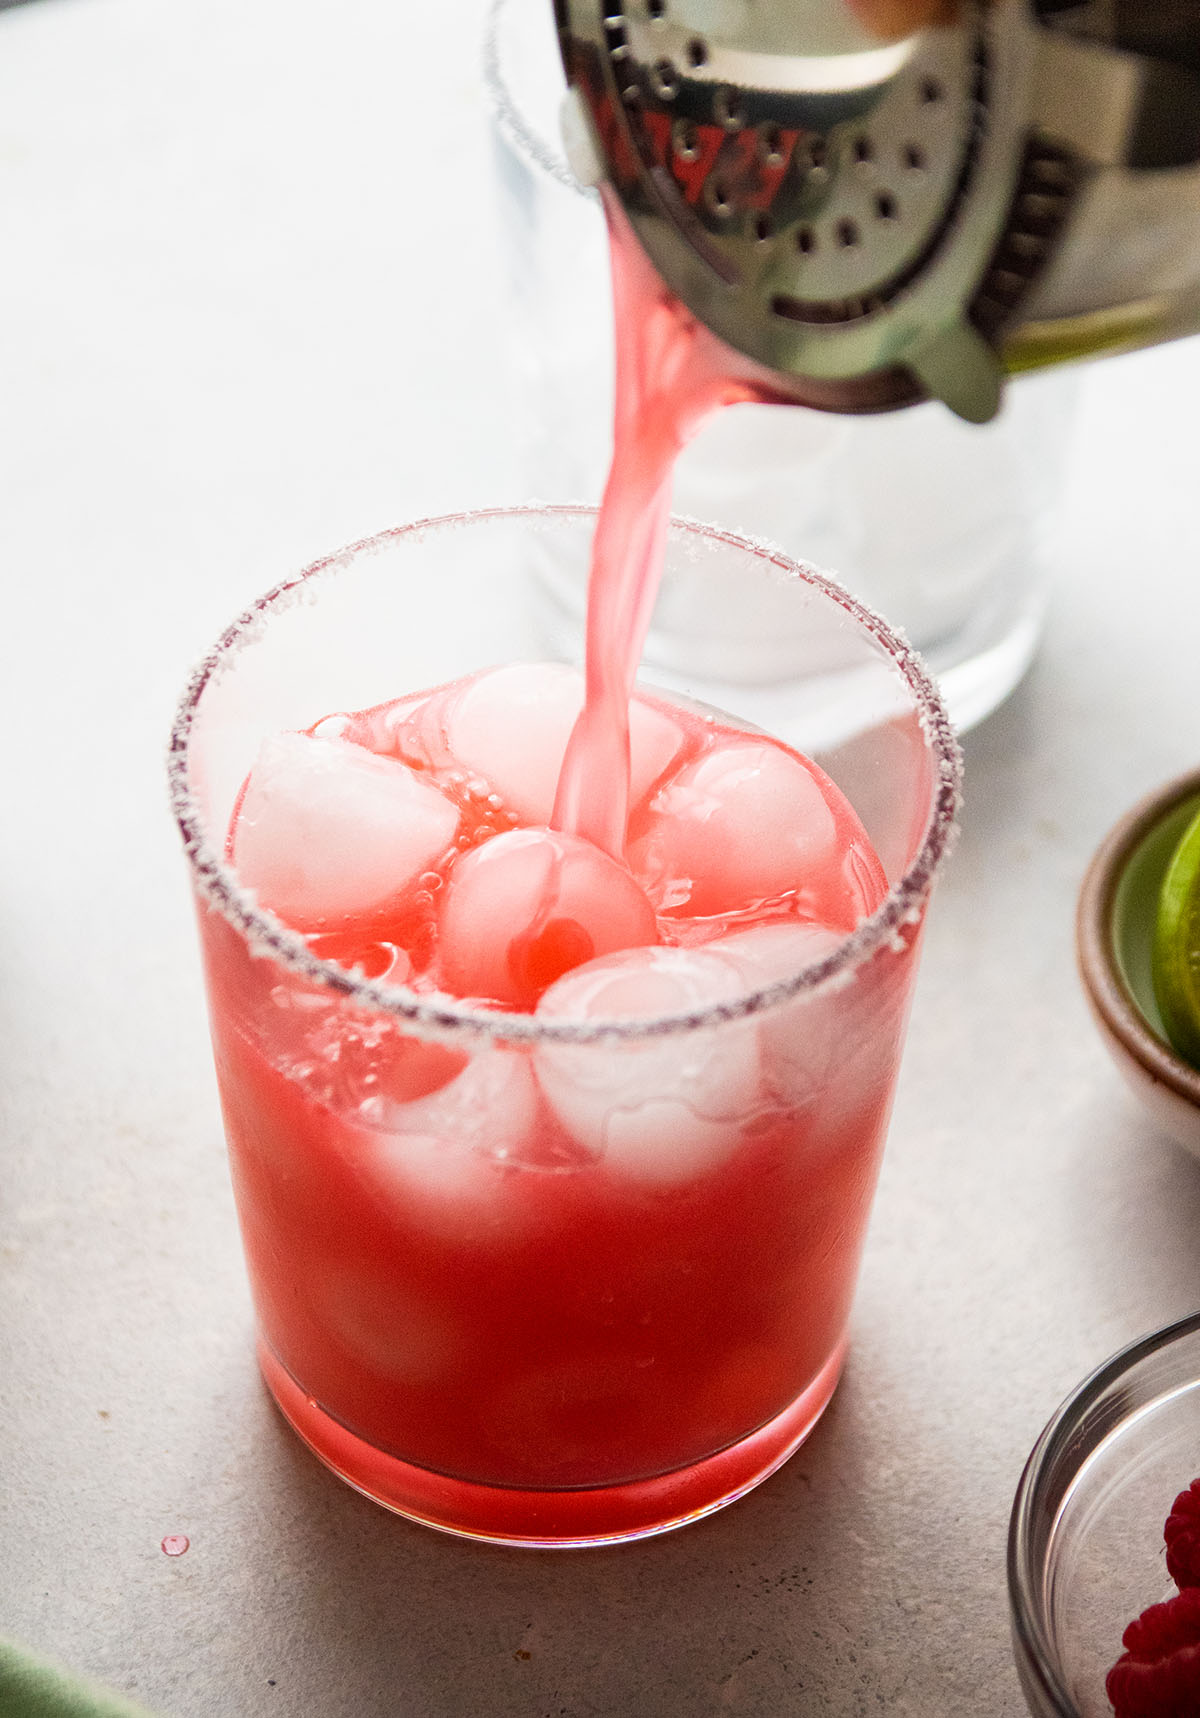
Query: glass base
257 1338 846 1548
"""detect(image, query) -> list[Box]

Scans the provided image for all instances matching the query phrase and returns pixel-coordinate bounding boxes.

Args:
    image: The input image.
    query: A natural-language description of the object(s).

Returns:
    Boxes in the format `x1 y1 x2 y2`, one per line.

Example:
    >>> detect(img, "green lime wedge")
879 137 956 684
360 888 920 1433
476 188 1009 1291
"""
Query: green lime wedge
1153 802 1200 1069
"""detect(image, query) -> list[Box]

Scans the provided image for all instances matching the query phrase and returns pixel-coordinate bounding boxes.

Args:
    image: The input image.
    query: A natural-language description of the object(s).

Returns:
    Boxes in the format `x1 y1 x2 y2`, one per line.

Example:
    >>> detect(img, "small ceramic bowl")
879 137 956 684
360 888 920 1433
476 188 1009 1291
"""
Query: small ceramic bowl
1076 767 1200 1157
1009 1312 1200 1718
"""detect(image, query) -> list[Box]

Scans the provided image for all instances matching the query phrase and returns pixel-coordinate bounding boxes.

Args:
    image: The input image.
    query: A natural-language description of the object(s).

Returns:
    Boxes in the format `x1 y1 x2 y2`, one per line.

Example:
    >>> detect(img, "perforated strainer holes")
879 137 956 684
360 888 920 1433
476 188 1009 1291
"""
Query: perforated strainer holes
751 212 773 242
875 190 898 220
1008 230 1042 259
1019 188 1066 228
758 124 785 168
798 135 829 183
603 13 629 56
685 36 708 69
795 225 816 254
704 176 733 218
653 59 680 99
1031 155 1072 192
852 135 874 166
971 140 1077 338
646 0 666 17
920 75 943 103
904 143 926 172
836 218 859 247
673 118 700 162
713 86 745 131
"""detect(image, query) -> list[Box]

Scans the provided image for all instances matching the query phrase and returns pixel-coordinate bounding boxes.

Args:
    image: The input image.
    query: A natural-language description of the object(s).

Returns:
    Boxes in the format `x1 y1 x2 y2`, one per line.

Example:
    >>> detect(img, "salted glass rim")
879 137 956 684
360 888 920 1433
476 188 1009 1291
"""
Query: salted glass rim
1006 1310 1200 1718
168 503 961 1047
482 0 587 197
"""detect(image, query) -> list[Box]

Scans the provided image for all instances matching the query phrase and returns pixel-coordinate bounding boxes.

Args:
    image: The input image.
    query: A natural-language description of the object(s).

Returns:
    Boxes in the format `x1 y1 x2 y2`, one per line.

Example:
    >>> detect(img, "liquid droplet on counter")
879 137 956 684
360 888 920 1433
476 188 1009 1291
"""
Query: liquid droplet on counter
161 1534 190 1557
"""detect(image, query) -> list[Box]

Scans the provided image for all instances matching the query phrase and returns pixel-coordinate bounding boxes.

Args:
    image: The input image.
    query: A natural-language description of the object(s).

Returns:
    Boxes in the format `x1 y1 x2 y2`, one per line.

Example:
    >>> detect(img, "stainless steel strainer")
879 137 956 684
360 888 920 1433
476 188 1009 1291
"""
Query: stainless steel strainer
553 0 1200 419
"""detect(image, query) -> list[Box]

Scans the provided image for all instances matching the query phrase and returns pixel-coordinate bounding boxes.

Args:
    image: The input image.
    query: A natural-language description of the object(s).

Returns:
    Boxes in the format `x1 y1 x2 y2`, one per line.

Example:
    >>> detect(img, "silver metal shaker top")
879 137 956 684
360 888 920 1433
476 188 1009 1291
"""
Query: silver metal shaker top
553 0 1200 419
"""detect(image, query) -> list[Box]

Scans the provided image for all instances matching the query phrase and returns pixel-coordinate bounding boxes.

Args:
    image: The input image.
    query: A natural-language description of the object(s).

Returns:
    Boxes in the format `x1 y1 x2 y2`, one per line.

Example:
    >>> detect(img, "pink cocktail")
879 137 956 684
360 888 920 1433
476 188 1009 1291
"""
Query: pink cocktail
170 505 958 1545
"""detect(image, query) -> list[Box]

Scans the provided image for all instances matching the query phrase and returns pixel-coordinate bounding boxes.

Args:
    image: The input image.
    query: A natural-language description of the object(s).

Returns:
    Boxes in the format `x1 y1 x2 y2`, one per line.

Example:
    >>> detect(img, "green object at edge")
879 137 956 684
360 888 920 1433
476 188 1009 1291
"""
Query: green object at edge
0 1640 157 1718
1153 802 1200 1070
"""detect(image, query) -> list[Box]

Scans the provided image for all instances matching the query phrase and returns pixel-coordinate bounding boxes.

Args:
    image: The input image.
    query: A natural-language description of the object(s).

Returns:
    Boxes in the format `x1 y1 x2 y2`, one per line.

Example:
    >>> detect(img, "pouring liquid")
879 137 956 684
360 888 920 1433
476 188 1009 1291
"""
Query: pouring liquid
552 191 776 857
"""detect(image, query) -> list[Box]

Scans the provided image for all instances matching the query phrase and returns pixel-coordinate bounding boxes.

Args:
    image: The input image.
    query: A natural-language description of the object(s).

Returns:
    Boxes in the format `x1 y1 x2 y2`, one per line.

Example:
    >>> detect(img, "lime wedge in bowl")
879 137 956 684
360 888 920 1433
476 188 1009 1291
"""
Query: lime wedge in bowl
1153 803 1200 1070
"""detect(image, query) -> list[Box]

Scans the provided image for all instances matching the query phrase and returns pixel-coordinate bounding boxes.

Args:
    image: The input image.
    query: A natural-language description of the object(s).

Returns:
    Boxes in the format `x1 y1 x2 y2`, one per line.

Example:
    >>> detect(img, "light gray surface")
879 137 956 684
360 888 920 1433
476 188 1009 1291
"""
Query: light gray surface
3 1 1200 1714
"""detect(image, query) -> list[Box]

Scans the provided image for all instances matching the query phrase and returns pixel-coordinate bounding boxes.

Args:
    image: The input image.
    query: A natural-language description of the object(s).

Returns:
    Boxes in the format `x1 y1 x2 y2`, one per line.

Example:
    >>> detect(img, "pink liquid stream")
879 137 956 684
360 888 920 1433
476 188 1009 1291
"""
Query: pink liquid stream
552 192 777 858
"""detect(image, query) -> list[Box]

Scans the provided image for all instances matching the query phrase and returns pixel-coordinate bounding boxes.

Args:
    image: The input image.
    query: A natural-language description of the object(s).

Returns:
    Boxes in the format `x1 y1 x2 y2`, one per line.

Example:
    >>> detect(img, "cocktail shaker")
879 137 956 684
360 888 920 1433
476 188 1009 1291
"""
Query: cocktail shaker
552 0 1200 420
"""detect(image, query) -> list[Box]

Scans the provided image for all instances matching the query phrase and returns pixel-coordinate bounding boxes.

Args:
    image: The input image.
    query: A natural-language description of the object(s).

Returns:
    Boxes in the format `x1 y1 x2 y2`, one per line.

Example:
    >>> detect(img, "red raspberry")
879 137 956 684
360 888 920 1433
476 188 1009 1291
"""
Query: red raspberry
1165 1479 1200 1591
1107 1588 1200 1717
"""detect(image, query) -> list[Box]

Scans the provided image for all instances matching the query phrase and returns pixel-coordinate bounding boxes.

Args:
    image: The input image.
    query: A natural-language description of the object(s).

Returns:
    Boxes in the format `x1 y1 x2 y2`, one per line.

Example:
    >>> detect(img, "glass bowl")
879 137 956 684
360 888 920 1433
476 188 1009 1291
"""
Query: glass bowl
1008 1312 1200 1716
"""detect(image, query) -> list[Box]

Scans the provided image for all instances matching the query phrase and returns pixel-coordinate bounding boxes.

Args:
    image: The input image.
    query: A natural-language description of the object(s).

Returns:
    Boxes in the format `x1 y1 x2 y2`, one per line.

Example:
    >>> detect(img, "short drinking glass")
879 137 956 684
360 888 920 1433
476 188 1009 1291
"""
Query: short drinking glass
169 505 959 1546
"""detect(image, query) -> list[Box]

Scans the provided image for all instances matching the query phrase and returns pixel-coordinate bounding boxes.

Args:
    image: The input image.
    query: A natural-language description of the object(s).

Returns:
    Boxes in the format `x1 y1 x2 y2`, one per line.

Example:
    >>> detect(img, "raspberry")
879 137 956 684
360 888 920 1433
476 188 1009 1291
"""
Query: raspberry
1107 1589 1200 1717
1165 1479 1200 1590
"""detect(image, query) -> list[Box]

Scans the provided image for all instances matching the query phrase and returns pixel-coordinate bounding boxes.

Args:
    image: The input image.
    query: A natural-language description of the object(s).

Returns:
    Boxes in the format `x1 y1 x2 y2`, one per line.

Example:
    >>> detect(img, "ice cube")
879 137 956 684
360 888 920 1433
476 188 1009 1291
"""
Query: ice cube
364 1046 540 1224
442 663 683 825
628 740 846 922
233 731 459 929
716 921 844 988
535 945 759 1187
438 826 657 1010
714 922 845 1111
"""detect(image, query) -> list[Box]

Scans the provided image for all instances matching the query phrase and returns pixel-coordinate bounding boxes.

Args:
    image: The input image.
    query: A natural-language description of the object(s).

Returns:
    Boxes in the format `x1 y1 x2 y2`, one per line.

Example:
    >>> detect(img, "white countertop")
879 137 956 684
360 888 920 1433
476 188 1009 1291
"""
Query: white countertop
3 1 1200 1713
